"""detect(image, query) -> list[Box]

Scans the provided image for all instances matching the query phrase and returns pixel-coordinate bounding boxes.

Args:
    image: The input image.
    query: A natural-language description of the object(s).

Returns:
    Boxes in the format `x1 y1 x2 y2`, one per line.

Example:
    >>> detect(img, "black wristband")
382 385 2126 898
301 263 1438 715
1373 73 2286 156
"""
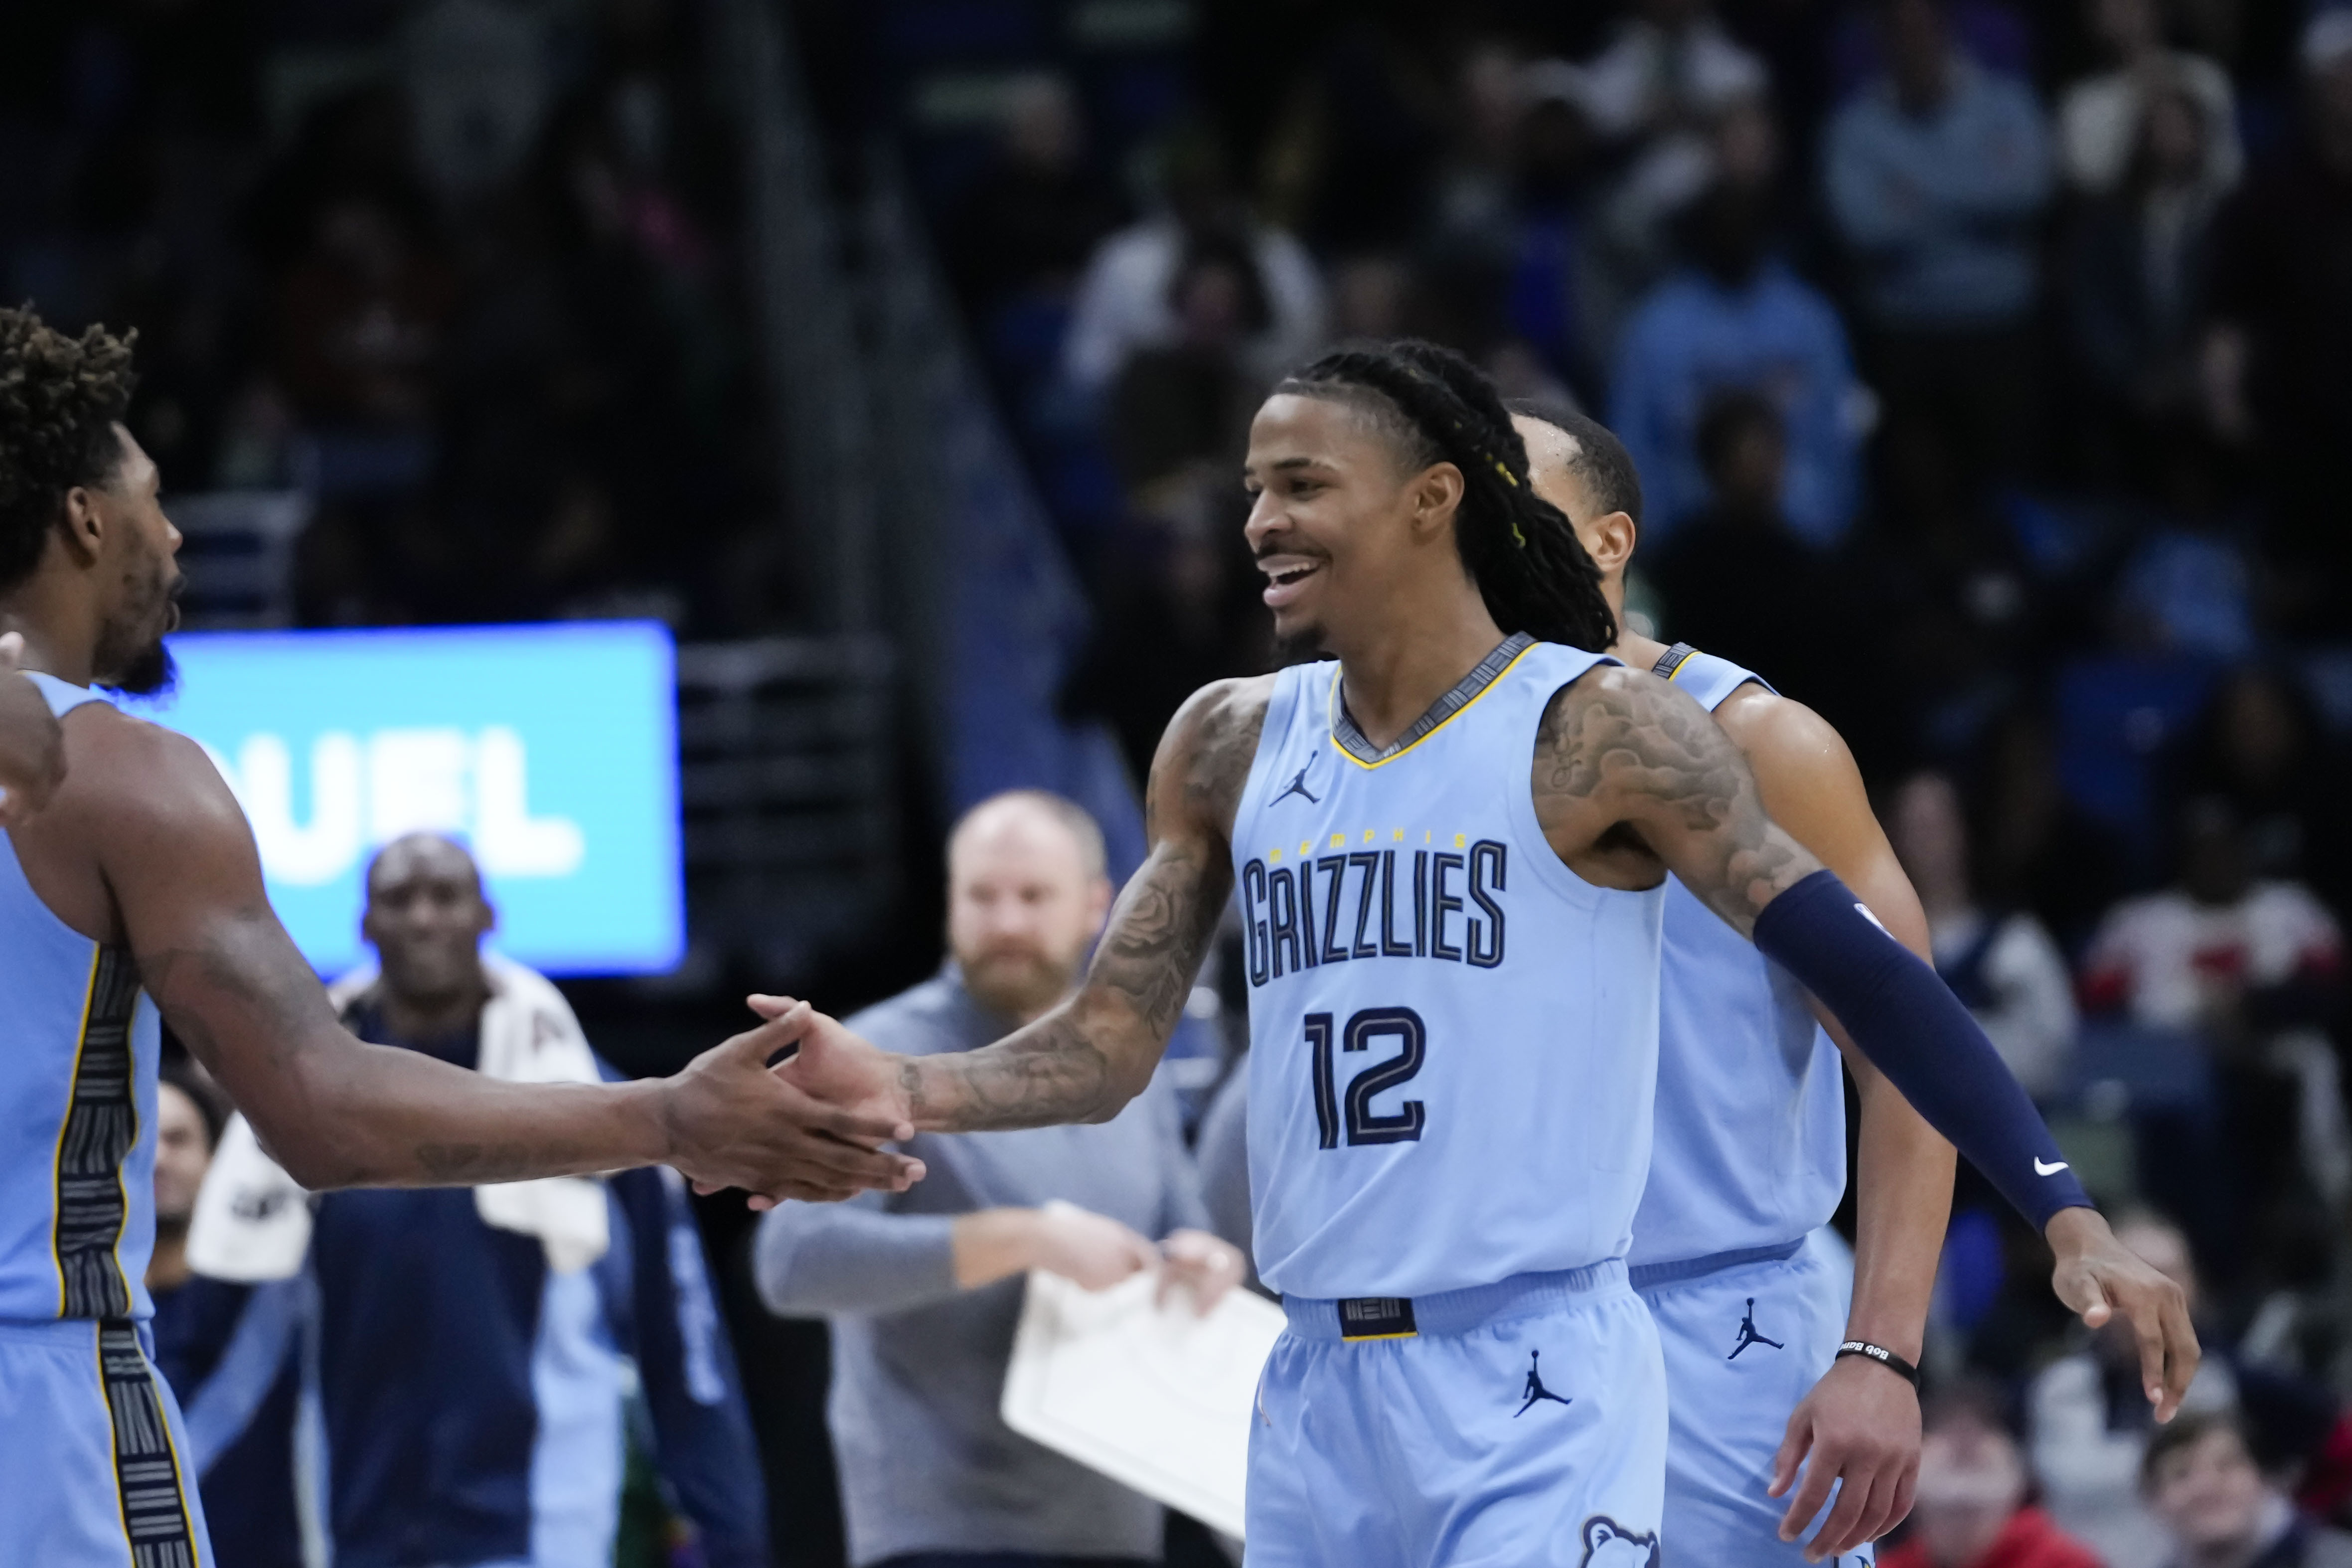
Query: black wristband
1836 1341 1922 1389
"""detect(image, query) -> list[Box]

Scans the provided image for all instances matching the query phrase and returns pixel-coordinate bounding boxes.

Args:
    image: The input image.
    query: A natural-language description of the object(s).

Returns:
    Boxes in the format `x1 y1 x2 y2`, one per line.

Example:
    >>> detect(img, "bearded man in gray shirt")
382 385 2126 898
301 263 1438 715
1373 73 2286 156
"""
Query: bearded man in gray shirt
755 790 1245 1568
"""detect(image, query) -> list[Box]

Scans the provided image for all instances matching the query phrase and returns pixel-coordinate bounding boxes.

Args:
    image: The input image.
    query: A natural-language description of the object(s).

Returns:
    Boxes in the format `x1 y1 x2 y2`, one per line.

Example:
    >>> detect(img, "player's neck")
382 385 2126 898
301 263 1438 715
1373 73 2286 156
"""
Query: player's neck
1610 628 1671 673
0 587 100 686
1331 601 1511 753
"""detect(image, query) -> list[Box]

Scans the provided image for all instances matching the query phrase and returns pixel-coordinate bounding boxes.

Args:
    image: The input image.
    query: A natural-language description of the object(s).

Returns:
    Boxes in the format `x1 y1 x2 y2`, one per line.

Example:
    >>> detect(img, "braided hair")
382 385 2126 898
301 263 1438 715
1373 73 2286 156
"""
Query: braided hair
0 307 138 593
1275 339 1616 652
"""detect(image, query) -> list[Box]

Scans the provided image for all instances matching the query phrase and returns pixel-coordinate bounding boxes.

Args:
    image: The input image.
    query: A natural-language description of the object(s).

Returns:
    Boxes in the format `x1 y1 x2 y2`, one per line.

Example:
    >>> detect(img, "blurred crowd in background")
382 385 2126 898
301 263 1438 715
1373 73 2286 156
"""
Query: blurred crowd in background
16 0 2352 1562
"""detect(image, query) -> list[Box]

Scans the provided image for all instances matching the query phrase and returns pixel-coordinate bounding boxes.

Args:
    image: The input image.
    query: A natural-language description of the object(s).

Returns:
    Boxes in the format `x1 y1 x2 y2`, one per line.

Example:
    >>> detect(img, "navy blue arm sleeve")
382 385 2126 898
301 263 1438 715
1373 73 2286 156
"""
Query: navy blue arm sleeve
1751 869 2094 1230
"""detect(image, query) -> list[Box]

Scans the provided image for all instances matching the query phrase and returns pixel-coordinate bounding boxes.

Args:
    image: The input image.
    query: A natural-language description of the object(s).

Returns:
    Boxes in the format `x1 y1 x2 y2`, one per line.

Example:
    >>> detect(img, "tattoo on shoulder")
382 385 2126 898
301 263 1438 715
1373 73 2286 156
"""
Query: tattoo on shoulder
1530 670 1808 927
918 680 1264 1133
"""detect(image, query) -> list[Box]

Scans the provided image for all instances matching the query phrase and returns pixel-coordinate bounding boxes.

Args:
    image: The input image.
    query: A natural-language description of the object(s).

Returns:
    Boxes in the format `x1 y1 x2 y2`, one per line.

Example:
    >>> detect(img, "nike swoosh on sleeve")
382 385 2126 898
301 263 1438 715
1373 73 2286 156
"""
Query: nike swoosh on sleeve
2034 1157 2070 1176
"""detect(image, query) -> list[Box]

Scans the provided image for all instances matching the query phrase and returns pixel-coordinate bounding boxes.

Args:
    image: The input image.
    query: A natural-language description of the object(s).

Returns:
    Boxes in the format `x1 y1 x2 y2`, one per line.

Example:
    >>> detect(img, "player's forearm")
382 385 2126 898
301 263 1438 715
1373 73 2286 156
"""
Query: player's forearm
1843 1059 1954 1361
900 991 1151 1132
1755 871 2091 1229
904 837 1223 1133
273 1038 675 1189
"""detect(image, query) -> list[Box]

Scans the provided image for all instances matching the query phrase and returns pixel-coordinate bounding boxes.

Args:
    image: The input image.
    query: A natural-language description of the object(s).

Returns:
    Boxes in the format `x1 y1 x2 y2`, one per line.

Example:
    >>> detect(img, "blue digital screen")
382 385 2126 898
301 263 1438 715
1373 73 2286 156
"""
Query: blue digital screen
151 622 684 977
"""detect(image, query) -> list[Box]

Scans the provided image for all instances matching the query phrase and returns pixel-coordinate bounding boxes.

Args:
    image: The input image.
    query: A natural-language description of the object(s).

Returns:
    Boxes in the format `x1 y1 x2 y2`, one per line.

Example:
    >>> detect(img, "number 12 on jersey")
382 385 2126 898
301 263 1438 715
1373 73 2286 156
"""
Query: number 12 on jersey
1307 1006 1428 1148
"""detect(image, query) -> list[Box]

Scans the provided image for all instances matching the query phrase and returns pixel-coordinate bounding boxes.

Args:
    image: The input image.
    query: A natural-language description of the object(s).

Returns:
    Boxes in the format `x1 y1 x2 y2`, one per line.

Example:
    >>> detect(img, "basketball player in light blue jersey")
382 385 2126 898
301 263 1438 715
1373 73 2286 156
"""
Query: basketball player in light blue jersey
0 307 920 1567
757 340 2198 1568
1513 403 1952 1562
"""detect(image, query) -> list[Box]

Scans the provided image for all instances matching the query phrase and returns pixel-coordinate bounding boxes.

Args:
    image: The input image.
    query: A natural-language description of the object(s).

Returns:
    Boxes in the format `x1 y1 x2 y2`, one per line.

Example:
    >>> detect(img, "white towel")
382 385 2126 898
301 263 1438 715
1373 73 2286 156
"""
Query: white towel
187 953 612 1280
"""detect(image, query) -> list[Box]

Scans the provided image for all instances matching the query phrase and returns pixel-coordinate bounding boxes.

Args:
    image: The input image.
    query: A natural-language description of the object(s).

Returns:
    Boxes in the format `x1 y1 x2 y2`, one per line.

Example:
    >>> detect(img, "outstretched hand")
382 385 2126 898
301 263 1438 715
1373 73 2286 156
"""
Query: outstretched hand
663 999 922 1206
2046 1206 2201 1420
1769 1353 1920 1561
0 632 64 827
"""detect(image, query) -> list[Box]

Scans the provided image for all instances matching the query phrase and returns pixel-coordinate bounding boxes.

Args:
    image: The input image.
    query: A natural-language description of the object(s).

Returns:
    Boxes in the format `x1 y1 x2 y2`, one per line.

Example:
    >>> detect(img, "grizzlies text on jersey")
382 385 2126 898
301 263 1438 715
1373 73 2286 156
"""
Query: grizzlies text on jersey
1231 634 1668 1300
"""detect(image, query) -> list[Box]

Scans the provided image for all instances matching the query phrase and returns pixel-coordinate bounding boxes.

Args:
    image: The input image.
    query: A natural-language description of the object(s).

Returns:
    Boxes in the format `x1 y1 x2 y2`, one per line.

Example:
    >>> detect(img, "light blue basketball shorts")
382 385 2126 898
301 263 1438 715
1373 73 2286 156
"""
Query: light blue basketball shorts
1245 1258 1667 1568
0 1316 214 1568
1633 1235 1875 1568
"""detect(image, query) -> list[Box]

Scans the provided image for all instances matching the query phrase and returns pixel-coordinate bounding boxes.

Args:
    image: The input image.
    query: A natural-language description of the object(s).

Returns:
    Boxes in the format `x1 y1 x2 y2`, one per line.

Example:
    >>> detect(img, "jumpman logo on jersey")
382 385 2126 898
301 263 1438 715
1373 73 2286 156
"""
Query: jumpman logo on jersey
1271 761 1321 807
1514 1350 1573 1416
1727 1298 1784 1360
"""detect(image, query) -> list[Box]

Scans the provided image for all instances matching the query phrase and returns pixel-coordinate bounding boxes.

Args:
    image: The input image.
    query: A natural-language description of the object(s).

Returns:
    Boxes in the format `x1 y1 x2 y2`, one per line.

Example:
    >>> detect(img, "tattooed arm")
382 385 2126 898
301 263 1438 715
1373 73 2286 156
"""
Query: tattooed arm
1527 663 1824 923
1530 666 2199 1423
40 707 916 1199
765 678 1271 1137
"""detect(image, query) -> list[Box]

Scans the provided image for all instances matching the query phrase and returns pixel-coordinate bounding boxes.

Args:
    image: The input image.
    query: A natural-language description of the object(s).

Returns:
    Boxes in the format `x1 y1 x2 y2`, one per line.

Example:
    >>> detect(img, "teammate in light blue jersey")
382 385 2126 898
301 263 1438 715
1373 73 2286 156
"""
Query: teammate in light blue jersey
764 339 2198 1568
0 306 920 1568
1515 404 1957 1562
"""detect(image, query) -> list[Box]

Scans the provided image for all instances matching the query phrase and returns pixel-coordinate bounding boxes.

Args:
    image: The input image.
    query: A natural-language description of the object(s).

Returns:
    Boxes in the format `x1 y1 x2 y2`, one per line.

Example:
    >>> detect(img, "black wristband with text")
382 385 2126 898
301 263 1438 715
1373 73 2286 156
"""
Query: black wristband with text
1836 1340 1922 1389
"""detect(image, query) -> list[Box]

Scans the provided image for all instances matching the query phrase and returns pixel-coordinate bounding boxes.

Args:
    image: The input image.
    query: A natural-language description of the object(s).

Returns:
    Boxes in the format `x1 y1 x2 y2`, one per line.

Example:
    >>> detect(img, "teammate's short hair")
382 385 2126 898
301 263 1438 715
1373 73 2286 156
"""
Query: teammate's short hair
1505 397 1644 531
0 307 139 593
1277 340 1617 651
949 789 1108 882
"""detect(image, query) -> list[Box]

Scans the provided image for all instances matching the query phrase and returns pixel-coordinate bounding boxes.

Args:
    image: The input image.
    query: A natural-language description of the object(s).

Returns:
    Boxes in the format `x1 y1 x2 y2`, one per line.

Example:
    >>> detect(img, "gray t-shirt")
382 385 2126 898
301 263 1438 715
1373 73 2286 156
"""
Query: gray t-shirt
754 968 1210 1567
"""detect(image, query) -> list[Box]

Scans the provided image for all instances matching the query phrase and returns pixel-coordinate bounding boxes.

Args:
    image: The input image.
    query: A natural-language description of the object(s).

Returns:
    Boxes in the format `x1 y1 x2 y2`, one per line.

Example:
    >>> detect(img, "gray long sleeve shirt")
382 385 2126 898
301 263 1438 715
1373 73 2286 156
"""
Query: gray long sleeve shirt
753 967 1211 1567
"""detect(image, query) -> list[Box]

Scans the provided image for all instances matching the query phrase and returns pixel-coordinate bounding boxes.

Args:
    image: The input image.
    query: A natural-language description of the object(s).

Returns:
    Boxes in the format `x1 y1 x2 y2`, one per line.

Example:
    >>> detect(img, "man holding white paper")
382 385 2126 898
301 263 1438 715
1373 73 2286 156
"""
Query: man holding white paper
755 791 1244 1568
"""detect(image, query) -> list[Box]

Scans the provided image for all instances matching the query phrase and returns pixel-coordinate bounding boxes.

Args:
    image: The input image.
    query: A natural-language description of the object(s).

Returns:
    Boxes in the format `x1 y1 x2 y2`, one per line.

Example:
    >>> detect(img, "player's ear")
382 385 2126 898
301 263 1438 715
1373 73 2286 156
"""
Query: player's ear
1409 462 1466 542
1584 511 1636 576
56 484 106 566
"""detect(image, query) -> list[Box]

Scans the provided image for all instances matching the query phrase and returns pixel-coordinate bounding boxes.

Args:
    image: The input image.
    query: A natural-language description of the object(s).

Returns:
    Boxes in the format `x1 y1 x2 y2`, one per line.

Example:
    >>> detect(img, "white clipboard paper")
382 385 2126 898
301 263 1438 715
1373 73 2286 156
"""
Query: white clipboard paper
999 1266 1287 1540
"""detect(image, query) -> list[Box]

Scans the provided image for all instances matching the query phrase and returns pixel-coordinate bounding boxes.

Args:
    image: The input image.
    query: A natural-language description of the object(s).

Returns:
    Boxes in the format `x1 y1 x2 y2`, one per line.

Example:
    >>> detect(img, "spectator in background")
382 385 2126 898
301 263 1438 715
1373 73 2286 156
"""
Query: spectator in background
148 1065 306 1568
2057 0 2240 200
1888 771 2077 1100
2066 70 2238 453
2035 1211 2347 1564
2033 1212 2239 1565
2107 422 2258 663
945 74 1125 314
2172 669 2350 912
1572 0 1770 325
181 833 771 1568
755 792 1244 1568
1880 1387 2102 1568
1647 389 1846 706
2081 798 2349 1239
1062 133 1325 399
2147 1413 2352 1568
2202 14 2352 632
1824 0 2052 484
1107 231 1271 493
1610 103 1865 550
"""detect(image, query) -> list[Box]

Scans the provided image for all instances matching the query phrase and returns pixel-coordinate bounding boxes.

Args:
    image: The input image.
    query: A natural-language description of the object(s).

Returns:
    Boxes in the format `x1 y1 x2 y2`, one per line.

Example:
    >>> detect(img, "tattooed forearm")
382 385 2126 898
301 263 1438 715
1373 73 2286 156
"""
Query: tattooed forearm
415 1140 591 1183
906 679 1266 1133
1531 668 1816 933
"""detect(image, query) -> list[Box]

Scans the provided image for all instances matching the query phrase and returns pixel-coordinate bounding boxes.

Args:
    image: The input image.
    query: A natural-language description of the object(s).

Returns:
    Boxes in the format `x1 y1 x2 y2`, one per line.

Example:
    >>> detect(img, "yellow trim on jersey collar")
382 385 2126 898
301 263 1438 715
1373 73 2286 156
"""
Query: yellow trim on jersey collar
1326 639 1539 771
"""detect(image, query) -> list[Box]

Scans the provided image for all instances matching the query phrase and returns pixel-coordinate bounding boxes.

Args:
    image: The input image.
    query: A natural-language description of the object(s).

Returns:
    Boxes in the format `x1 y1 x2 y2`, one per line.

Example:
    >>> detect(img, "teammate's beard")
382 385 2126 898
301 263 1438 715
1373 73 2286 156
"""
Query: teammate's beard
103 639 177 698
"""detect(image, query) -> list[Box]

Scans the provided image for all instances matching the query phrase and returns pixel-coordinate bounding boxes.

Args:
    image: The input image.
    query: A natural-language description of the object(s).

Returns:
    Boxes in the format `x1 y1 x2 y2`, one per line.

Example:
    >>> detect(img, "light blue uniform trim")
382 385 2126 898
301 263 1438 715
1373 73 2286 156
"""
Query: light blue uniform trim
1634 646 1869 1564
1631 648 1846 1270
527 1259 627 1568
1249 1269 1665 1568
1627 1237 1804 1291
0 1315 215 1566
1281 1258 1629 1341
1231 641 1665 1300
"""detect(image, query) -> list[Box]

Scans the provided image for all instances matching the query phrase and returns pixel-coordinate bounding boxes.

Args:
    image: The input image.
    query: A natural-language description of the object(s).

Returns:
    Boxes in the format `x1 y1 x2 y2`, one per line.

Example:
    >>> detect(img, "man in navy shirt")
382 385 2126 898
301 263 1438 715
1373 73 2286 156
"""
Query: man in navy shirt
170 834 771 1568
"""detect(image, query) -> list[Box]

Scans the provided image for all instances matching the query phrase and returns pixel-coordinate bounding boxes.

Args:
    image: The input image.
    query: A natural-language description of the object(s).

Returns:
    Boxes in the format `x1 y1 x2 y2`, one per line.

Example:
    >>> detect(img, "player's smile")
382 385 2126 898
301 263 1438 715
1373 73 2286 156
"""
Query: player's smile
1257 551 1325 610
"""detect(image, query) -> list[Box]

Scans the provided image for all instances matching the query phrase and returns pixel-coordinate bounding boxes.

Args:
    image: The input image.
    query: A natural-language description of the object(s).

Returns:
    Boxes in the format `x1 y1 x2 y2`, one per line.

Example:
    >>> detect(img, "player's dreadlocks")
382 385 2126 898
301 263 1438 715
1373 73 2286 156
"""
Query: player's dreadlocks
0 307 138 593
1275 339 1616 652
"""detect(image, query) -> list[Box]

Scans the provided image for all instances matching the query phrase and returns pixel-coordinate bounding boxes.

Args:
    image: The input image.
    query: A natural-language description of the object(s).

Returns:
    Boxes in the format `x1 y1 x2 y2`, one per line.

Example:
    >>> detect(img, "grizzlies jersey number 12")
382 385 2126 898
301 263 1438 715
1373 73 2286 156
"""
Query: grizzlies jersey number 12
1232 636 1667 1301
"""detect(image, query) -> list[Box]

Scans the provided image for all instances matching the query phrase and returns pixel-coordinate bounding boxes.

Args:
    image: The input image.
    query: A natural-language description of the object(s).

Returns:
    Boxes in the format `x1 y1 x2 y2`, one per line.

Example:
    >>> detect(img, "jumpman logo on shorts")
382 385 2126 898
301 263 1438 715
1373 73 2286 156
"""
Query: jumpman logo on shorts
1271 763 1321 807
1515 1350 1573 1416
1727 1298 1784 1360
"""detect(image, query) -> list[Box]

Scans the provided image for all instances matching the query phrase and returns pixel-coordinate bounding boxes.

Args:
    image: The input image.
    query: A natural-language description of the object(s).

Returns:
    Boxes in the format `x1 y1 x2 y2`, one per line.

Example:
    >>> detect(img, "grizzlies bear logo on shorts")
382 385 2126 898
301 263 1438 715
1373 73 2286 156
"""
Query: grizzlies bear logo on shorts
1582 1516 1661 1568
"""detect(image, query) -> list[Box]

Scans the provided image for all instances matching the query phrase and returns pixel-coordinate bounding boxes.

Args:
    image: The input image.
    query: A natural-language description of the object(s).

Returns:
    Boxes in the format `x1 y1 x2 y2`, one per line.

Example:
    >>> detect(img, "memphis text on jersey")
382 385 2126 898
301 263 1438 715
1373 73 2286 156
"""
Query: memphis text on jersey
1240 830 1509 985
